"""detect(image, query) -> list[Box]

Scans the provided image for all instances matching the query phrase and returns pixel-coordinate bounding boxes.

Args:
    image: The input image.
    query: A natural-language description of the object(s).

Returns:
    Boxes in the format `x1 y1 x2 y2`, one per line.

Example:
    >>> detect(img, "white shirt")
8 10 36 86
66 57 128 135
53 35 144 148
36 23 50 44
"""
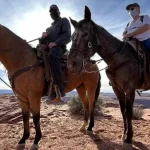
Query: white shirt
124 15 150 41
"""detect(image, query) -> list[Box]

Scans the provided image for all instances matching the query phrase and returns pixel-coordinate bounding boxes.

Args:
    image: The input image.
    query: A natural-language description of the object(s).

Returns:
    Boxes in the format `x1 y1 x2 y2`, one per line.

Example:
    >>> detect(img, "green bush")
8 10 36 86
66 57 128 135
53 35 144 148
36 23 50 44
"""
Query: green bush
133 106 144 120
67 96 103 115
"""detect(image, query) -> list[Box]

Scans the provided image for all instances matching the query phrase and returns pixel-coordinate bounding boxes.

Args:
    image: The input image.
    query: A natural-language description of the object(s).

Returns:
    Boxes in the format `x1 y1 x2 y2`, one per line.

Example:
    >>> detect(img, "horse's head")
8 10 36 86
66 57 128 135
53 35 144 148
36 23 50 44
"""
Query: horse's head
67 6 101 74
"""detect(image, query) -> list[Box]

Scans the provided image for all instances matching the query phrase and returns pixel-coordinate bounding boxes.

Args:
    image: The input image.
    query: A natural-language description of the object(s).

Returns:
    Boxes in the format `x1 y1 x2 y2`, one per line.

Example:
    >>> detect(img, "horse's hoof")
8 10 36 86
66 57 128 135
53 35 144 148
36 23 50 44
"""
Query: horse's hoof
16 144 25 150
30 144 38 150
122 142 132 150
86 130 93 135
79 127 86 133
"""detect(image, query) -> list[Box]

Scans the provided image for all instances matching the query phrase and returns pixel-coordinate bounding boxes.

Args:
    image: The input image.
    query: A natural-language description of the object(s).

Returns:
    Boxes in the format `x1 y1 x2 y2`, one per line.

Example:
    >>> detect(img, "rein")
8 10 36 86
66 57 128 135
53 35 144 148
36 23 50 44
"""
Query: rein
71 40 127 74
27 37 40 43
107 42 127 69
96 42 127 73
83 59 104 73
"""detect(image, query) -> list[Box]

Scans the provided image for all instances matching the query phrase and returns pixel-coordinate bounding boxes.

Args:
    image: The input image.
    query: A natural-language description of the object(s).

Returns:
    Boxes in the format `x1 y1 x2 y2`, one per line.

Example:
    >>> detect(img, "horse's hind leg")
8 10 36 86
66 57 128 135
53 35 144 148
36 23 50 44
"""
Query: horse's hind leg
76 84 89 133
17 101 30 150
112 86 127 140
29 92 42 150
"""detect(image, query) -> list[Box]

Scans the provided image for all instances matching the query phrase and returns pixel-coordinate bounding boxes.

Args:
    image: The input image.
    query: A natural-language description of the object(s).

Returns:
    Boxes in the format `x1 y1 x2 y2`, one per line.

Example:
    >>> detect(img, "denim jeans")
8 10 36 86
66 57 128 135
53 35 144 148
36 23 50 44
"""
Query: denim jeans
142 38 150 51
48 46 64 92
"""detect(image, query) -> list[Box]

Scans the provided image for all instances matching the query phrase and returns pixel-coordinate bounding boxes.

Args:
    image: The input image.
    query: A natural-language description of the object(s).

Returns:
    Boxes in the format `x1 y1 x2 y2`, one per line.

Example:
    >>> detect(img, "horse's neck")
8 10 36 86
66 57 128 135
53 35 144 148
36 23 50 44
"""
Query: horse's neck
0 39 37 76
97 34 122 65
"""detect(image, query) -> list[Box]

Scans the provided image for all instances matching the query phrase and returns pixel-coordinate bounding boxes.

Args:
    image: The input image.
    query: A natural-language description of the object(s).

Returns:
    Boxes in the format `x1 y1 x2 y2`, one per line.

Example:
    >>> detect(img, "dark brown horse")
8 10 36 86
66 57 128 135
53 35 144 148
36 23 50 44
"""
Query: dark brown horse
0 24 100 150
67 6 148 150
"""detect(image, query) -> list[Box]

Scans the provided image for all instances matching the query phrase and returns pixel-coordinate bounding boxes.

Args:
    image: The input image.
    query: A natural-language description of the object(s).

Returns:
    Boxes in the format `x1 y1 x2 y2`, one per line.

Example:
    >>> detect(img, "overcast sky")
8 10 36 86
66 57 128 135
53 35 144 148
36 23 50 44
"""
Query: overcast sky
0 0 150 92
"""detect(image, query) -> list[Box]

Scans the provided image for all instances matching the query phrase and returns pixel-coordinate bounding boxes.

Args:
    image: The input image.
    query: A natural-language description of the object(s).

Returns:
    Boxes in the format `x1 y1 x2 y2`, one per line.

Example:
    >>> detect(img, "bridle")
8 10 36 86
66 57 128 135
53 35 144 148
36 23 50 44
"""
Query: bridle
69 27 128 74
69 27 100 74
70 24 94 58
70 41 93 57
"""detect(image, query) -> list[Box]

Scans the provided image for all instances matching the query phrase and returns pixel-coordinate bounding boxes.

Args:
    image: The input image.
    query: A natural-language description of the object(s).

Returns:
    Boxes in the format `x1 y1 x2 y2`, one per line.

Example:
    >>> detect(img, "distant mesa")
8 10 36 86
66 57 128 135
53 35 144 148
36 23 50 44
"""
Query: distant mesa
0 89 13 94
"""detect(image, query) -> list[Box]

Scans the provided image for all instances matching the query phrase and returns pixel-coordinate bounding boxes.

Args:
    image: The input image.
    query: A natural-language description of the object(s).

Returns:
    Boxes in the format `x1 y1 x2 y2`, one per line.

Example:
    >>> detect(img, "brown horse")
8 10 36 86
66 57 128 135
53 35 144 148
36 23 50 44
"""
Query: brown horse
67 6 148 150
0 24 100 150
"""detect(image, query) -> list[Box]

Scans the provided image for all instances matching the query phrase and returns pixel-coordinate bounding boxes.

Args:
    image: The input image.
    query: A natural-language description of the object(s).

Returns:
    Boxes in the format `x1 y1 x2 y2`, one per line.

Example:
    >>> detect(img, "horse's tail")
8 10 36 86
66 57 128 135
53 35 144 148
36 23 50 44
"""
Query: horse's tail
94 72 101 103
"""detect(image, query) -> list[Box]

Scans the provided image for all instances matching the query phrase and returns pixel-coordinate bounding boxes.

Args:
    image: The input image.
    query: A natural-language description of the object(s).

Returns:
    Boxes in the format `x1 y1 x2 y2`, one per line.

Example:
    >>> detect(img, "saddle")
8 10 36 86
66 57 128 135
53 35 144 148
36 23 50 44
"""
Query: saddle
35 44 68 98
128 38 150 89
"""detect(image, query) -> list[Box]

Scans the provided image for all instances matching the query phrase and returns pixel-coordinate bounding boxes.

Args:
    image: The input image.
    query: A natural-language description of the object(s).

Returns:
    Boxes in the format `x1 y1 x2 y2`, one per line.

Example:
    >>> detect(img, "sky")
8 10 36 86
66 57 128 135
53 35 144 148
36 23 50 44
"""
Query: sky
0 0 150 92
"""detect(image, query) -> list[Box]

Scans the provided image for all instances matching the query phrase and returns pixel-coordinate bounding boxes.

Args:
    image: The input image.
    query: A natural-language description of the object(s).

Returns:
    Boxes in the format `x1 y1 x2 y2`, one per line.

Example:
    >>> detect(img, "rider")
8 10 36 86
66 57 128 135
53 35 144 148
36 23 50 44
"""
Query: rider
122 3 150 51
41 4 71 99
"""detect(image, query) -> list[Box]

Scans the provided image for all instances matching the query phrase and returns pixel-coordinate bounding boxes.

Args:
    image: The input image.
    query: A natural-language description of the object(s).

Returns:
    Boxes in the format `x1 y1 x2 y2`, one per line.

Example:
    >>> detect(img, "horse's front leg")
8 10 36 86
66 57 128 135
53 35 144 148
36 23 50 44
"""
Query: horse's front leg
17 102 30 150
76 85 89 133
123 89 135 150
85 74 100 135
29 93 42 150
86 86 98 134
112 86 127 140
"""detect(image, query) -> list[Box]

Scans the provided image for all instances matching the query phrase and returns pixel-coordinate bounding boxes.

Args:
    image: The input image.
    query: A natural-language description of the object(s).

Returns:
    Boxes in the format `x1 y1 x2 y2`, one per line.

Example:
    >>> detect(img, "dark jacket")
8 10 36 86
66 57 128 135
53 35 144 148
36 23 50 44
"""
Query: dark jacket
45 17 71 47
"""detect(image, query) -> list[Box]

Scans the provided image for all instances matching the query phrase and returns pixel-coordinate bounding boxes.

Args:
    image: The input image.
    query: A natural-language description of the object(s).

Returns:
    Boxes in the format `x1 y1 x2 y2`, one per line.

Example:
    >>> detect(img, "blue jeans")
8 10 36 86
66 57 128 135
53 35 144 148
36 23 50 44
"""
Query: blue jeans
142 38 150 51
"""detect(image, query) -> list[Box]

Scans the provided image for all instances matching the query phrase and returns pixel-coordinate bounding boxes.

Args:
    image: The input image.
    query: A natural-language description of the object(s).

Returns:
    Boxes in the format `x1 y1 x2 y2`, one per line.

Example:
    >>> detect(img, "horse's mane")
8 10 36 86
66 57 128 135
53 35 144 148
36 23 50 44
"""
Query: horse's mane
77 19 138 60
0 24 32 48
92 21 121 42
78 19 122 45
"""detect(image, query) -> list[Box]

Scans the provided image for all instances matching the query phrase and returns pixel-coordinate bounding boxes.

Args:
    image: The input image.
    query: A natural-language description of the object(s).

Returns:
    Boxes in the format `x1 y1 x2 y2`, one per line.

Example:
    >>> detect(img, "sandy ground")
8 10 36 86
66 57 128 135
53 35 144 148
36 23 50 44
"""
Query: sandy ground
0 94 150 150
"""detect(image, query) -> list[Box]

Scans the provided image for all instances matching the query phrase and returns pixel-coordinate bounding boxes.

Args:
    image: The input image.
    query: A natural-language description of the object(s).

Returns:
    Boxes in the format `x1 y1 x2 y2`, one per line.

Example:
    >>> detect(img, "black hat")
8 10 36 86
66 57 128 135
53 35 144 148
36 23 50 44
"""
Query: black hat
126 3 140 10
49 4 60 12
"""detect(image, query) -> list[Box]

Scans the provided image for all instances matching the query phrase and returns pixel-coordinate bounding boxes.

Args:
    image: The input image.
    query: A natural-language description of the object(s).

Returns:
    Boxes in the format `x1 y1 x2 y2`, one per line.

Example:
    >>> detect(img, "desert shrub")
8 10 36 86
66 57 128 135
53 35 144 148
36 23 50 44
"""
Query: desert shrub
95 96 103 113
67 96 82 114
67 96 103 115
132 106 144 120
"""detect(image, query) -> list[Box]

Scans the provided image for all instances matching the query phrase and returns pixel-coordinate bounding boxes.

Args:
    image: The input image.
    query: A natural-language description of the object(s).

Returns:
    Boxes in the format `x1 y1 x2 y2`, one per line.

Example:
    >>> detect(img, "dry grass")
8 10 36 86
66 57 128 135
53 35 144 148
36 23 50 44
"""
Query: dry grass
67 96 103 115
133 106 144 120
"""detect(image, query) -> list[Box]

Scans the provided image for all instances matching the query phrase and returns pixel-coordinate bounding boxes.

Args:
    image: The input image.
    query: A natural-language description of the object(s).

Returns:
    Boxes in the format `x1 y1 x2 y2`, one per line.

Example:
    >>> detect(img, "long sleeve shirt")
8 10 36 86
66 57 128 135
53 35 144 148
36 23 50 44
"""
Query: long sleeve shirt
46 17 71 46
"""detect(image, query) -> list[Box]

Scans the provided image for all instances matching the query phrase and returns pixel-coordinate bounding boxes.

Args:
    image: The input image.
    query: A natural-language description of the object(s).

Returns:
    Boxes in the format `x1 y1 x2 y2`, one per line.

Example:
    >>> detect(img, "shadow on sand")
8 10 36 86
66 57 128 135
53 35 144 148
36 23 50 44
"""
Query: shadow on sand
87 133 149 150
69 113 112 121
88 133 122 150
132 140 149 150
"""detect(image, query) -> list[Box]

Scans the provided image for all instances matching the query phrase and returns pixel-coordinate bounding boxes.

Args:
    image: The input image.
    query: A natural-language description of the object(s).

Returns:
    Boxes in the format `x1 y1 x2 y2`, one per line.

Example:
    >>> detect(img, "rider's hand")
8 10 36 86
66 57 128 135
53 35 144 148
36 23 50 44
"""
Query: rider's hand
48 42 57 49
122 33 132 40
42 32 47 38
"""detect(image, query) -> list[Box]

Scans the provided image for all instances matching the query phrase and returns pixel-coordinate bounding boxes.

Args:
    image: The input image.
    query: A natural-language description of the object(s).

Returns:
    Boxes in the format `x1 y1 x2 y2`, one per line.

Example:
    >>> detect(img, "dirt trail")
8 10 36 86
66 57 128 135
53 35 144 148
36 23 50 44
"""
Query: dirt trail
0 95 149 150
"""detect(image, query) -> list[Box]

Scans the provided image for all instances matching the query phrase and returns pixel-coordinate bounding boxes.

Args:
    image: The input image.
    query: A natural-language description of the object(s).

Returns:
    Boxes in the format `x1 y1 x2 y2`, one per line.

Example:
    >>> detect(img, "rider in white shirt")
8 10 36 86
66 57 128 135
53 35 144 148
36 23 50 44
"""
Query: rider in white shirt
122 3 150 51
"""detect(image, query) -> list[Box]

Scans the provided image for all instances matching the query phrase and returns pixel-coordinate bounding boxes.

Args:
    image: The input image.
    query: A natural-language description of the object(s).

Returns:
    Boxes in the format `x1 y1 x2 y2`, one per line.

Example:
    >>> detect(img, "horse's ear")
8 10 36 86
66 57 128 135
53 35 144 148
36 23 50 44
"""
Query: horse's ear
69 17 78 28
84 6 91 21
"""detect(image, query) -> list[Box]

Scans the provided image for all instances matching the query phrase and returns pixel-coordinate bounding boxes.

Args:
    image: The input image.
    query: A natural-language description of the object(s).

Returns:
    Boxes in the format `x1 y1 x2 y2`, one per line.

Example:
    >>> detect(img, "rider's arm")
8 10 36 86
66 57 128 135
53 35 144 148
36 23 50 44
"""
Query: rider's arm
129 24 149 36
55 18 71 46
128 15 150 36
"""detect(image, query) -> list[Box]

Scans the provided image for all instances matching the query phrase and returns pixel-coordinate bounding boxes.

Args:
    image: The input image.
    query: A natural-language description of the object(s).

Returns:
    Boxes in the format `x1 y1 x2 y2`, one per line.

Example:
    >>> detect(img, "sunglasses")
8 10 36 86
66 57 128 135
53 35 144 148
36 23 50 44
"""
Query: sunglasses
129 7 135 11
